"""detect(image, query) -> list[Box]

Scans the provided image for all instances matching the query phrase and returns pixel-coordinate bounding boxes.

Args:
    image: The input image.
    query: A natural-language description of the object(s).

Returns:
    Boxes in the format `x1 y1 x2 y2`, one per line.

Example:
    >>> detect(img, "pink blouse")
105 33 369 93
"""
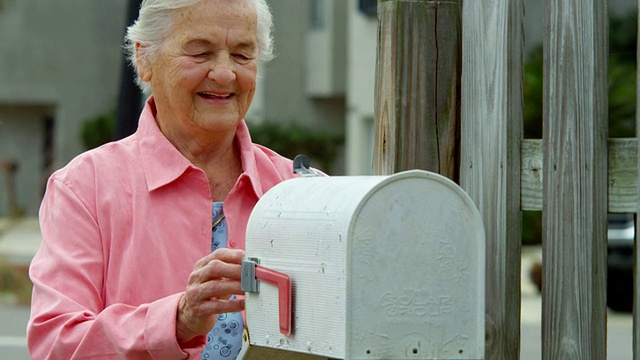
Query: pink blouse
27 98 299 359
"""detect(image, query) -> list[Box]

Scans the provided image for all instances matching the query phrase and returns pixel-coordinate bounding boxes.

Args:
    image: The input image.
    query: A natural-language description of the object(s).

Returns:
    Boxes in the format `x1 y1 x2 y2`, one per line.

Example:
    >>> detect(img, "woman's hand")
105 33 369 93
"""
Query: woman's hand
176 248 246 345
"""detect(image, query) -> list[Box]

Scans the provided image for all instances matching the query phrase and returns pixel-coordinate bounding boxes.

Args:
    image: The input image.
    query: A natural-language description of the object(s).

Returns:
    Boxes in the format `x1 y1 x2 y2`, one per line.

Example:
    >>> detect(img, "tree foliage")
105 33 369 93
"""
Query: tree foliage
523 11 637 139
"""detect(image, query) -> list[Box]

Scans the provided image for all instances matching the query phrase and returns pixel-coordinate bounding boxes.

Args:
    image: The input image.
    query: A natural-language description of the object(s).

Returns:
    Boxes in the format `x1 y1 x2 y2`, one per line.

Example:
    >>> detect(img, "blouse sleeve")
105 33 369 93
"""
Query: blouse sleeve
26 177 206 359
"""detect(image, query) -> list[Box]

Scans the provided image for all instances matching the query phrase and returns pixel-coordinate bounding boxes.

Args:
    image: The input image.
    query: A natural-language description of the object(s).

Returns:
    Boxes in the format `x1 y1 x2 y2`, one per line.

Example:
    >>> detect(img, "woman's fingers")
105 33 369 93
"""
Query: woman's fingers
177 248 247 343
194 248 245 270
182 290 245 318
187 249 246 301
196 258 243 283
187 249 245 299
187 276 243 304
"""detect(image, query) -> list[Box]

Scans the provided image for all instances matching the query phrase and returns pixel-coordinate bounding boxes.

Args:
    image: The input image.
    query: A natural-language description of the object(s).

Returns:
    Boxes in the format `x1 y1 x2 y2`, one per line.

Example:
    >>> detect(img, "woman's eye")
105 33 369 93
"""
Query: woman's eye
233 54 250 61
190 52 210 59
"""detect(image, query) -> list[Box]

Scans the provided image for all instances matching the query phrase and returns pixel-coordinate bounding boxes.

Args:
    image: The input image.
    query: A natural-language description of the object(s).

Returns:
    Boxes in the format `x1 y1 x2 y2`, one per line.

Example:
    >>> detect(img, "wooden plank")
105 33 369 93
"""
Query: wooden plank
460 1 523 359
542 1 608 358
521 138 638 212
373 0 461 180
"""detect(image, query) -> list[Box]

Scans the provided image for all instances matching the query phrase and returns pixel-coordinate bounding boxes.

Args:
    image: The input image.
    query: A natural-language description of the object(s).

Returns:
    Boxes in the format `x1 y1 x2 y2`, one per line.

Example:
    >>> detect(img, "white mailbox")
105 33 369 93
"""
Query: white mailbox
242 170 485 359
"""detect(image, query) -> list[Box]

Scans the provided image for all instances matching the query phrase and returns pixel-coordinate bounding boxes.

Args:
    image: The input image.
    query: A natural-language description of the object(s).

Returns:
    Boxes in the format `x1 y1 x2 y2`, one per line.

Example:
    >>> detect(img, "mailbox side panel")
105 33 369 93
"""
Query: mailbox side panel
245 176 386 358
347 171 485 359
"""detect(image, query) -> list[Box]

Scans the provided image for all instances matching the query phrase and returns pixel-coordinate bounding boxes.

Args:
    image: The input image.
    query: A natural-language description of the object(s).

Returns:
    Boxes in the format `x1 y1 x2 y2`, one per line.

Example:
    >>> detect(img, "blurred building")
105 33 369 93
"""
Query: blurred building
0 0 129 216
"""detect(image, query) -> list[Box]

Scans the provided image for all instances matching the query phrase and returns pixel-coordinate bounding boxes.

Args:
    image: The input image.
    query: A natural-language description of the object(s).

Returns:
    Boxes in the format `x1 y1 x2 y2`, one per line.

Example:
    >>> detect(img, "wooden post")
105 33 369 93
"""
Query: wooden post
373 0 461 180
542 1 608 359
460 1 524 359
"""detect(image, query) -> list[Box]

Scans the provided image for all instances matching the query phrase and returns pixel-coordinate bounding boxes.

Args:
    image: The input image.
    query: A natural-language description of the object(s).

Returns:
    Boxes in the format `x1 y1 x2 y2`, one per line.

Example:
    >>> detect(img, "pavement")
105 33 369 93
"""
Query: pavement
0 218 38 359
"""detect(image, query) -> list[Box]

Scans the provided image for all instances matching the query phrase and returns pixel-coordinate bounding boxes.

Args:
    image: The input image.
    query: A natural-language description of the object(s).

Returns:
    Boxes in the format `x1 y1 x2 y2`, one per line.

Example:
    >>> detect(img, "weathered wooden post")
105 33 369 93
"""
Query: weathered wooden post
374 0 461 181
460 1 524 359
542 1 608 359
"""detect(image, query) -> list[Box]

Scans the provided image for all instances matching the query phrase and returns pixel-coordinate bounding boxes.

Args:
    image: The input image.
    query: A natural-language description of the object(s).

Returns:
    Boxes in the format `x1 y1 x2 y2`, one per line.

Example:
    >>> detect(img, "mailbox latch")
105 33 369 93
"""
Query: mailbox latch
241 257 292 336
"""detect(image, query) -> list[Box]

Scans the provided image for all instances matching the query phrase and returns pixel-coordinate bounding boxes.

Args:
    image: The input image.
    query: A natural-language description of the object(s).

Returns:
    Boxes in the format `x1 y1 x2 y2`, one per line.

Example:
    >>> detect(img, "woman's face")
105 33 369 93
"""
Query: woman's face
138 0 258 141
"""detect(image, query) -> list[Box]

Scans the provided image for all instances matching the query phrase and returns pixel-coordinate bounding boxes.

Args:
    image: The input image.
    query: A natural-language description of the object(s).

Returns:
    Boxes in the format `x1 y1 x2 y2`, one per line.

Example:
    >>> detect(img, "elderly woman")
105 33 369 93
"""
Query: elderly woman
27 0 298 358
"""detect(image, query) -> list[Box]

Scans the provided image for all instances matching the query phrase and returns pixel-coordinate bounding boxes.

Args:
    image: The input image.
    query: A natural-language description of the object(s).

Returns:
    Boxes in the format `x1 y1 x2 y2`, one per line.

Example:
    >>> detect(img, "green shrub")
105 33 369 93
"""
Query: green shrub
248 121 344 172
0 258 32 305
80 112 115 150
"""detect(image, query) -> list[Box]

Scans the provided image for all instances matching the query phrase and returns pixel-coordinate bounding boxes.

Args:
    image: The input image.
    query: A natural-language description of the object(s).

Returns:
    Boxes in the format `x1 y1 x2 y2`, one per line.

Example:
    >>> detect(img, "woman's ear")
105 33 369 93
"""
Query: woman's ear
135 43 152 82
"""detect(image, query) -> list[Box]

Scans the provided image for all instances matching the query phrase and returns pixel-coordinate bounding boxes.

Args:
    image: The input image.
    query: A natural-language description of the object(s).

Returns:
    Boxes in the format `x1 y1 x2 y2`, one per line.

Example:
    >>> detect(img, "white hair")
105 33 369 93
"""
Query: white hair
124 0 274 94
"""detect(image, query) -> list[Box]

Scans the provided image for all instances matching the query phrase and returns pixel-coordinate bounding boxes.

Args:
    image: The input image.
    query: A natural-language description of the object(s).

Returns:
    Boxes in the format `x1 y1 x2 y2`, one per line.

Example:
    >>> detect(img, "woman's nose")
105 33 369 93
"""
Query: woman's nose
207 57 236 85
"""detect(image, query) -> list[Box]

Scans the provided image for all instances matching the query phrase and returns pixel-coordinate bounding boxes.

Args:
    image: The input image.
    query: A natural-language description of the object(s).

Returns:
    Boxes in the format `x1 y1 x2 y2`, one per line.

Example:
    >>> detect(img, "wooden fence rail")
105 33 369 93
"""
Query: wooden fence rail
522 138 638 213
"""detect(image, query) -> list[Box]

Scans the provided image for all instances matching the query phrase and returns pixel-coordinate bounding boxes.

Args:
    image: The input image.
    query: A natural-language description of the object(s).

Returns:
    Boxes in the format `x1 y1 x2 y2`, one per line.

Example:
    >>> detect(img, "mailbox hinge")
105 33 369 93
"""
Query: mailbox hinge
293 154 321 177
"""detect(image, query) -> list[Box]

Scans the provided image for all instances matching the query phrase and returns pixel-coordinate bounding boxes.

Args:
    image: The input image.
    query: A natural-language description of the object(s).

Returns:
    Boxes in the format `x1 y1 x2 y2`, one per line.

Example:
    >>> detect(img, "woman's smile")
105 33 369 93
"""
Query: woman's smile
198 91 235 102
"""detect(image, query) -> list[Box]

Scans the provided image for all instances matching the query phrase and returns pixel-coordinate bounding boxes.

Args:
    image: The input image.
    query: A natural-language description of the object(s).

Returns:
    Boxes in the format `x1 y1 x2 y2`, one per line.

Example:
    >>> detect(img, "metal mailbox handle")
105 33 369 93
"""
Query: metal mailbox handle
241 258 292 336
